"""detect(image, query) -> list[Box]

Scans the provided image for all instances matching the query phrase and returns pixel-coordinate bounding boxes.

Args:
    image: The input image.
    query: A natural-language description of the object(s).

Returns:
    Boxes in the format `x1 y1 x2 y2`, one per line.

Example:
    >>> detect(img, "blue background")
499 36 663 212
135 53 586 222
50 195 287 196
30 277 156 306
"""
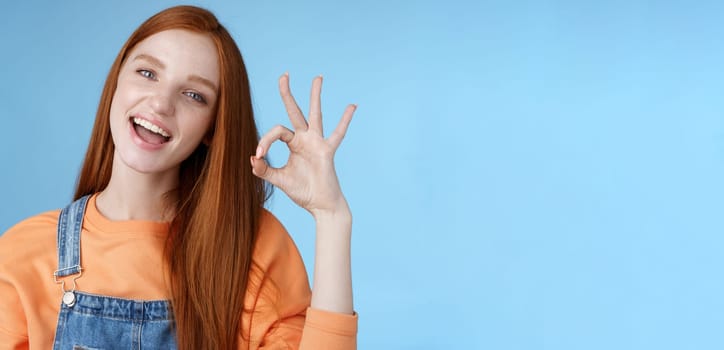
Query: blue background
1 1 723 349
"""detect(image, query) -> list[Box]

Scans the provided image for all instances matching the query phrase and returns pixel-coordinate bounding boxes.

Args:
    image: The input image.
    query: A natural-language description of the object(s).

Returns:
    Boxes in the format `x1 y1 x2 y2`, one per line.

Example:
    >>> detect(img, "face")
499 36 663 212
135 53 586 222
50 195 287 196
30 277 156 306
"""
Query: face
108 29 219 177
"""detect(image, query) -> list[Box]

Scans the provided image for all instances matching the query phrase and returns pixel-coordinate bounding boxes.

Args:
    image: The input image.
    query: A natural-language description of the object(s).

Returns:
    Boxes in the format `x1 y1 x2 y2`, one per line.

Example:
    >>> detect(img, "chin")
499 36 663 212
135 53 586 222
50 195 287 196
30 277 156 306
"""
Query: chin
116 151 175 176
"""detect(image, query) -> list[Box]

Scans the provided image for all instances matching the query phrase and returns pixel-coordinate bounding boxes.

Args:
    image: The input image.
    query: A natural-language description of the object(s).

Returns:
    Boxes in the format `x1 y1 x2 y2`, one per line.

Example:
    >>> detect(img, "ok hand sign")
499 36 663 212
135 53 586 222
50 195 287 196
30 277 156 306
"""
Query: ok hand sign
250 73 356 218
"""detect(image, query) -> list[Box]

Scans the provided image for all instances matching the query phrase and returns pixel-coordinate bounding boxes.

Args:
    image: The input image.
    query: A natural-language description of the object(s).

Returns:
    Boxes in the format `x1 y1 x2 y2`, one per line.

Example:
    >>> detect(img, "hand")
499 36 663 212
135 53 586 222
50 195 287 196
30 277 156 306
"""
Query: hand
250 73 356 218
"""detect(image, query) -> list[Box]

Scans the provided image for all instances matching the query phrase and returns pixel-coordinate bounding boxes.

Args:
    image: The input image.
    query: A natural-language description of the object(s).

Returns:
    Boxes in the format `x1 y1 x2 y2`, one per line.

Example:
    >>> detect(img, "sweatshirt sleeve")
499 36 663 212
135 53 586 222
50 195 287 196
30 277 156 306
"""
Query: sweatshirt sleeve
299 308 358 349
0 238 30 350
0 279 29 350
243 210 357 350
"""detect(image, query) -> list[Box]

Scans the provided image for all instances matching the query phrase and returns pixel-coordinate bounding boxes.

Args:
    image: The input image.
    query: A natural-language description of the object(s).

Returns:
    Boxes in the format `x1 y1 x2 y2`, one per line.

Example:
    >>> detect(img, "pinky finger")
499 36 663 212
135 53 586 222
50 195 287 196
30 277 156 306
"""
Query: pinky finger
328 104 357 149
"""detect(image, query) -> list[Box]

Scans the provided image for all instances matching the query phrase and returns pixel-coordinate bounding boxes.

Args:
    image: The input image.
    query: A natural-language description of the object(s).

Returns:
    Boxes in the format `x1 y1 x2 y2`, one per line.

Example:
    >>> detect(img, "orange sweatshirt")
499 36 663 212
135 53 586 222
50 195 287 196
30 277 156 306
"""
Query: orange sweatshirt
0 194 357 349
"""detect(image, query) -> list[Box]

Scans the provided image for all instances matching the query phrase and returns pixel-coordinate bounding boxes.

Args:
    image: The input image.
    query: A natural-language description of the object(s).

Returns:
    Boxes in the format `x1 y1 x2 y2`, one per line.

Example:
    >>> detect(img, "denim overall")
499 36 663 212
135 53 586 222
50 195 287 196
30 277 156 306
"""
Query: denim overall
52 195 177 349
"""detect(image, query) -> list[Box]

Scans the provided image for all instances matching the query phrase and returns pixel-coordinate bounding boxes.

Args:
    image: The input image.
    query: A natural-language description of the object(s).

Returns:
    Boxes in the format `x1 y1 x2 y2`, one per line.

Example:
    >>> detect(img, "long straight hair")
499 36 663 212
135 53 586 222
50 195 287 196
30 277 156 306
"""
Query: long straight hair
74 6 267 349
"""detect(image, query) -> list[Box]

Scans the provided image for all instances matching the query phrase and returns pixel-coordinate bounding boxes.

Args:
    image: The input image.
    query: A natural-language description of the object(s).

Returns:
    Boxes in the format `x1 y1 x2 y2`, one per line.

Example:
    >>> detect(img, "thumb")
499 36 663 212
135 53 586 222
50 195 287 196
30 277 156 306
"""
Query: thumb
250 156 282 187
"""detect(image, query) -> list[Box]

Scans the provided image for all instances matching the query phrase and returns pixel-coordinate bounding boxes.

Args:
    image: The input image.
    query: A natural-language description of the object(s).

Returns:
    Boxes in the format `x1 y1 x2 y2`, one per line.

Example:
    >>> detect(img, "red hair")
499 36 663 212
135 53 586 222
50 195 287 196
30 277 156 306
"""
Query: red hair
74 5 267 349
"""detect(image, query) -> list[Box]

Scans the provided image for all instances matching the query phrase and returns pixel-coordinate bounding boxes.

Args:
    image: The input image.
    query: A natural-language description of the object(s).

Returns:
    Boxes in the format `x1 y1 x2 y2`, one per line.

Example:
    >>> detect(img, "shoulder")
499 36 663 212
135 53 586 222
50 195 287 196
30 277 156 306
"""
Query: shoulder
0 210 60 245
251 209 310 295
0 210 60 269
253 209 305 271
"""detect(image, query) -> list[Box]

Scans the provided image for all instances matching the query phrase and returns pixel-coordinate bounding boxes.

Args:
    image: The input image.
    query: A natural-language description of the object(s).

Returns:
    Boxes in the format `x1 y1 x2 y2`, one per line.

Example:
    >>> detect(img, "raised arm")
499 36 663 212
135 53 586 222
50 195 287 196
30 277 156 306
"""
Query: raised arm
250 73 355 314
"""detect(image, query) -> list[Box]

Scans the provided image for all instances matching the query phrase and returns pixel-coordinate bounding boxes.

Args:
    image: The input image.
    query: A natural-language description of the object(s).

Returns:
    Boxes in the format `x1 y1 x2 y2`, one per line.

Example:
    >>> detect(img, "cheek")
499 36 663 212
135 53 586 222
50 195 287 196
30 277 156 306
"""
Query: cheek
109 85 132 120
178 104 215 136
108 82 143 139
111 80 139 109
191 115 215 143
108 91 124 129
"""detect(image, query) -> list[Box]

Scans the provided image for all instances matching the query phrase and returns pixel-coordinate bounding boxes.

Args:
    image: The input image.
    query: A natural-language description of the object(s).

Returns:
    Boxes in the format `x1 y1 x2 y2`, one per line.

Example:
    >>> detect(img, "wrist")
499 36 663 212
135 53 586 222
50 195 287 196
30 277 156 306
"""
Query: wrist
311 198 352 224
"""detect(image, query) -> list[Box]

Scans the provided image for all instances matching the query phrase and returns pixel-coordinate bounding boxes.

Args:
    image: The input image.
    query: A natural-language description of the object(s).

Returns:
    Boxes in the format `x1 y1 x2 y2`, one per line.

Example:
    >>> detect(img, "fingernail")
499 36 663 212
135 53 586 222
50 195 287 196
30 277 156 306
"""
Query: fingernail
249 156 254 167
255 146 262 158
284 72 289 77
319 74 323 79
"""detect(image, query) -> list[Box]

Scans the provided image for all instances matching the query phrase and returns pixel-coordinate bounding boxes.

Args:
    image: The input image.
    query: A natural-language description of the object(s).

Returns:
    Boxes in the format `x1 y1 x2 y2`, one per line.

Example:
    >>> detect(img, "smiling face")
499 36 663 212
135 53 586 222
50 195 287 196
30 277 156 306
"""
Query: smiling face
108 29 219 177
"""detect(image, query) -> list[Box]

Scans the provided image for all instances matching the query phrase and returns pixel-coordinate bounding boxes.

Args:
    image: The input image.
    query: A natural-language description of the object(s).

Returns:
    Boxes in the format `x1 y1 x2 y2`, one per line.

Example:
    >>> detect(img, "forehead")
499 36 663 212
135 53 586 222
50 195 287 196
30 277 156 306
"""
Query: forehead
126 29 220 85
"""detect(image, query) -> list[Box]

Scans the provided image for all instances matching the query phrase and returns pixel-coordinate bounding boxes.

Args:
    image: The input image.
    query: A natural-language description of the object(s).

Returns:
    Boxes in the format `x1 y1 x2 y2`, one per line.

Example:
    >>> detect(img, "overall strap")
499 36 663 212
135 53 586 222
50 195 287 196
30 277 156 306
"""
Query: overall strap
54 195 91 279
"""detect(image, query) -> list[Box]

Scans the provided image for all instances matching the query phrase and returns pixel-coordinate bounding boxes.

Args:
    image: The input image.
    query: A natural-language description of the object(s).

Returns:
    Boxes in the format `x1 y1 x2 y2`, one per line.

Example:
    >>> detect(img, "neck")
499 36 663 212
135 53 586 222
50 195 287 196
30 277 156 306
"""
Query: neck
96 154 179 222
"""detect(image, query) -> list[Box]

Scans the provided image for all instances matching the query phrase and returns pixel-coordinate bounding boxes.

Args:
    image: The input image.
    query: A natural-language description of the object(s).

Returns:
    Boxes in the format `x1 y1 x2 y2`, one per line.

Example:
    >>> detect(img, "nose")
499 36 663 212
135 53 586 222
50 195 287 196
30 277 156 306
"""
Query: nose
149 89 175 117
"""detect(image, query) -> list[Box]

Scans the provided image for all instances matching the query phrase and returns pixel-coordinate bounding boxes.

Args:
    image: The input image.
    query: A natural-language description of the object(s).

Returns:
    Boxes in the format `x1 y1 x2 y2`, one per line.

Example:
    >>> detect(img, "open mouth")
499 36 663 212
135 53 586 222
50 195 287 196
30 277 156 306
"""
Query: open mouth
131 117 171 145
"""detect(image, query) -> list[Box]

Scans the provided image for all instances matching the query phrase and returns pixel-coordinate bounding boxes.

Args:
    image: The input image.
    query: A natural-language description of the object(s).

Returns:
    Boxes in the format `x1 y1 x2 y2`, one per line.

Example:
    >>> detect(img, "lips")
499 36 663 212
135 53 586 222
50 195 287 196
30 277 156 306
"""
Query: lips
133 117 170 137
129 116 171 147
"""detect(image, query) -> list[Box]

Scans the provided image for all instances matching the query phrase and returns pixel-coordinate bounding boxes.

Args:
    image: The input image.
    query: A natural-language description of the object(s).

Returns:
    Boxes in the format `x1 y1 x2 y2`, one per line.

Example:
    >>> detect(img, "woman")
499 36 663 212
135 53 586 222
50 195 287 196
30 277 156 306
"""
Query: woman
0 5 357 349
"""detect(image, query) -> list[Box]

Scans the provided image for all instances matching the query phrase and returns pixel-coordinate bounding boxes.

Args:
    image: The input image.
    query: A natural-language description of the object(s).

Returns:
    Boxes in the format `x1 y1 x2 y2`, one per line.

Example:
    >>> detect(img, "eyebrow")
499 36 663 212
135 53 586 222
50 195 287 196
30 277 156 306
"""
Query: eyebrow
132 53 218 92
133 54 165 69
189 75 218 93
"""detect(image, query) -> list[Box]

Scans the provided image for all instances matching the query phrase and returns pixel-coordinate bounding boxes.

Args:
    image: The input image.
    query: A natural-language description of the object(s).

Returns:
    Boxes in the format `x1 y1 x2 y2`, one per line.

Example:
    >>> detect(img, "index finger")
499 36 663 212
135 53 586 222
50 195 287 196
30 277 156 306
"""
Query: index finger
279 73 308 131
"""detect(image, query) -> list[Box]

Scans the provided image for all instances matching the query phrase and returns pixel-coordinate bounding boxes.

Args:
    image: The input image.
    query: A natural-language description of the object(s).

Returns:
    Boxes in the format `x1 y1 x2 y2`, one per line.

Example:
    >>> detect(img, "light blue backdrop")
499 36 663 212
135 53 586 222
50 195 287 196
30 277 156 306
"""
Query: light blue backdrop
1 1 723 349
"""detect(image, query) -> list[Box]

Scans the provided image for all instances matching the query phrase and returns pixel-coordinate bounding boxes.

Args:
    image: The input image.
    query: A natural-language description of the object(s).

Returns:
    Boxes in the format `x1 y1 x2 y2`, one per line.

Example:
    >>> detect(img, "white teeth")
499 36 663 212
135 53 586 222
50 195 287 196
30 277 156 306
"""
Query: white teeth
133 117 170 138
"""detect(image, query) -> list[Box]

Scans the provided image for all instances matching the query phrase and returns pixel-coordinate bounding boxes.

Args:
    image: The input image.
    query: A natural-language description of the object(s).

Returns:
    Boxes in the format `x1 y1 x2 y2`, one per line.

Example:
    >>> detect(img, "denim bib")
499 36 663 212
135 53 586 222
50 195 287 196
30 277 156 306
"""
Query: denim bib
52 195 177 349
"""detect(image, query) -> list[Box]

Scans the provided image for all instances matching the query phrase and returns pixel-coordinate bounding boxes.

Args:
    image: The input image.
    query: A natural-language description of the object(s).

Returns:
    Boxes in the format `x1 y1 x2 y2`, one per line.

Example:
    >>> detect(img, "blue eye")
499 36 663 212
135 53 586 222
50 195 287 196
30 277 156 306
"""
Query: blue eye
138 69 155 80
185 91 207 104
